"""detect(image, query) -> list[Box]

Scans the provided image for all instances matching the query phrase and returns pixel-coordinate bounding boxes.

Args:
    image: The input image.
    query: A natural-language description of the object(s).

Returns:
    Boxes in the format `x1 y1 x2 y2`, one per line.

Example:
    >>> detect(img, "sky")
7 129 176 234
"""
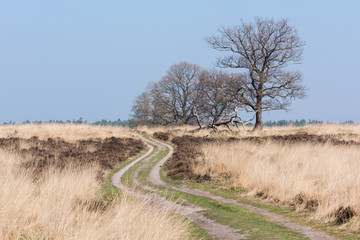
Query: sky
0 0 359 123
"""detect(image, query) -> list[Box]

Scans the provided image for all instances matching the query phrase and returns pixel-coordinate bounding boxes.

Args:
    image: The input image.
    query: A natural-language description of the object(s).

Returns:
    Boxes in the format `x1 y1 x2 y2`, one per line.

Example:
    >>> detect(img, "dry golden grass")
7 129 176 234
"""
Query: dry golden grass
254 124 360 142
193 139 360 231
137 125 199 135
0 123 138 141
139 123 360 142
0 150 190 240
0 124 190 240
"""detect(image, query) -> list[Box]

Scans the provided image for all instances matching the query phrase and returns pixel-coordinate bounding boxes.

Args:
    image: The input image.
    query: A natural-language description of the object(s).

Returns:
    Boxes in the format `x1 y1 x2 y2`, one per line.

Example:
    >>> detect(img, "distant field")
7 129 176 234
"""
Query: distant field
0 123 137 140
140 123 360 141
0 124 189 240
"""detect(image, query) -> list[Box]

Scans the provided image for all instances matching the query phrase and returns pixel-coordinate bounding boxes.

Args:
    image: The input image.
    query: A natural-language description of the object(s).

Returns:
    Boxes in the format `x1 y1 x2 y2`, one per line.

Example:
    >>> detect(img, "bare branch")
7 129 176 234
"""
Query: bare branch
207 18 306 130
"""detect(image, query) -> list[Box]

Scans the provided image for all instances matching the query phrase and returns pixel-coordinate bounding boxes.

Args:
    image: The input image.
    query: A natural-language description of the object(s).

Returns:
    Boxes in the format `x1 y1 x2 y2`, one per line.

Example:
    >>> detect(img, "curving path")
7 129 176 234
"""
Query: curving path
112 136 338 240
112 137 245 240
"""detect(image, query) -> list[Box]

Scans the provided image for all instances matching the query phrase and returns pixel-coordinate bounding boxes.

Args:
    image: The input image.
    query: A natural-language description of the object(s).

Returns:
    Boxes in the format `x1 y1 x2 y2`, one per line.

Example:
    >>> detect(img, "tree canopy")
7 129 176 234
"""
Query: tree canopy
132 18 306 131
207 18 306 129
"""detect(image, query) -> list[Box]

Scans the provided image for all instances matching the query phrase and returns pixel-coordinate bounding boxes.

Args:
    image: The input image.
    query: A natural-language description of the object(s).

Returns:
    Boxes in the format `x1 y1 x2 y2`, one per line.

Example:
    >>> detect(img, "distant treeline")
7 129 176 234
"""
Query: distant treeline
0 118 356 128
263 119 355 127
1 118 137 128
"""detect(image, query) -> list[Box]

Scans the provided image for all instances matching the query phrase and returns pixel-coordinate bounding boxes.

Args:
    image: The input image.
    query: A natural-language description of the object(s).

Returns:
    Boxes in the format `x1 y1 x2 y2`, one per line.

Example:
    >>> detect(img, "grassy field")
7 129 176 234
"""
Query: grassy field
2 123 360 239
160 124 360 234
0 123 138 141
0 124 190 240
121 137 307 239
195 141 360 229
139 123 360 140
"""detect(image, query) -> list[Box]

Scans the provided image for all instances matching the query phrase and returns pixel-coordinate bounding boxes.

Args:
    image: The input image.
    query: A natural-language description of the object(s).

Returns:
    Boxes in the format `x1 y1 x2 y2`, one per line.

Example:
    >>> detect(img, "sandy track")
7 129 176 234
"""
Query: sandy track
112 138 245 240
112 136 338 240
146 137 338 240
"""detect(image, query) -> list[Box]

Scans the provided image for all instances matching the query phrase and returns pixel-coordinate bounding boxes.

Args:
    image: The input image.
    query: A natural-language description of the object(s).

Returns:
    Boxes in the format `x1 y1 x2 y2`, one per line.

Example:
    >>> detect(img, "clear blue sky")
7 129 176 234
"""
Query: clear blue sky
1 0 359 123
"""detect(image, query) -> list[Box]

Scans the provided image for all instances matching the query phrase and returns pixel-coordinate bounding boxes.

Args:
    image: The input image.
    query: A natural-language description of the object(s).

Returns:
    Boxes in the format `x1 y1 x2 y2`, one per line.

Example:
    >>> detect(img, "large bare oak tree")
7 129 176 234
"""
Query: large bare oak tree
207 18 306 130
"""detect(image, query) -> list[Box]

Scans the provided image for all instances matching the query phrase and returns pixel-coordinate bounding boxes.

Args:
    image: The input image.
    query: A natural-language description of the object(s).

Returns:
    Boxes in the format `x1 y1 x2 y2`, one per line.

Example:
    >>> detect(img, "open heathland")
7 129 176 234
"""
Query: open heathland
0 124 190 240
0 123 138 141
161 124 360 234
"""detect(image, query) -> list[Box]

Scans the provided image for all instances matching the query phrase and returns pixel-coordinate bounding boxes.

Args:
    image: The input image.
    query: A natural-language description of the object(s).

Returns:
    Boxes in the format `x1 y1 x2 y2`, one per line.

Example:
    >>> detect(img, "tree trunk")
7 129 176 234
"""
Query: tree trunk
254 110 263 130
254 79 264 131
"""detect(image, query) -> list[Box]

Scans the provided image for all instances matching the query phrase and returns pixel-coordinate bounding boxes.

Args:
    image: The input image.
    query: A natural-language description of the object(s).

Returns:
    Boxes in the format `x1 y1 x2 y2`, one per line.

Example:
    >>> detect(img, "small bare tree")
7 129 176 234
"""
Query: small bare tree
131 92 154 125
207 18 306 130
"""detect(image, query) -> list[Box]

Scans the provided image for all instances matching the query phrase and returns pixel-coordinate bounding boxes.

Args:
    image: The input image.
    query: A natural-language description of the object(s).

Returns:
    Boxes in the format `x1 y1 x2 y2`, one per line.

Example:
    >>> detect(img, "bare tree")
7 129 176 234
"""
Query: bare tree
207 18 306 130
149 81 178 125
194 69 233 129
146 62 202 125
131 92 154 125
194 69 256 131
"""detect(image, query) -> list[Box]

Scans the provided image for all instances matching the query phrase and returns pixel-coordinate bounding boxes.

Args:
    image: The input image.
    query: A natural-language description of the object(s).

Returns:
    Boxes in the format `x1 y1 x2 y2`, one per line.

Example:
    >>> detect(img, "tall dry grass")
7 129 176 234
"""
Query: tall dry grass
138 123 360 143
193 140 360 230
0 124 138 141
137 125 200 136
0 142 190 239
256 124 360 142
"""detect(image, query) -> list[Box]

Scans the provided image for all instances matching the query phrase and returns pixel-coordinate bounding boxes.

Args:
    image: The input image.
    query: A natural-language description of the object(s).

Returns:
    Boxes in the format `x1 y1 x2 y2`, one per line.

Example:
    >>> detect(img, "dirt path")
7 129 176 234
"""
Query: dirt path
112 136 338 239
146 137 338 240
112 139 245 240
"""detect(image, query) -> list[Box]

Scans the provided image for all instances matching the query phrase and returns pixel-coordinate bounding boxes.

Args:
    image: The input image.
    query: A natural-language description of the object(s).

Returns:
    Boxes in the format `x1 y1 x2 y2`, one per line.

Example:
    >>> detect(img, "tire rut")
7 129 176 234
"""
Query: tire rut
112 137 246 240
147 137 338 240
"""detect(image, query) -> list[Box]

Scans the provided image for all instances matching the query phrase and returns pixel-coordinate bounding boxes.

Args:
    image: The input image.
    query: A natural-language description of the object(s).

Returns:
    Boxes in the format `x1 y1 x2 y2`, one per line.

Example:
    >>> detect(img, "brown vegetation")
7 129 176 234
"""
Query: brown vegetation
0 136 144 176
0 124 190 240
162 125 360 232
237 132 360 146
153 131 170 141
163 136 210 181
195 141 360 231
0 123 138 141
164 132 360 181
